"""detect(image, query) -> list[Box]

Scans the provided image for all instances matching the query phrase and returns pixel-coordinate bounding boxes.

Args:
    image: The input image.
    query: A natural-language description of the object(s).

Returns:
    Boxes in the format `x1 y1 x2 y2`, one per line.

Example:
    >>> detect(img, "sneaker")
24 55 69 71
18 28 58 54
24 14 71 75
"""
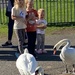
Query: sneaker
15 52 20 58
42 50 47 53
2 42 12 47
36 50 42 54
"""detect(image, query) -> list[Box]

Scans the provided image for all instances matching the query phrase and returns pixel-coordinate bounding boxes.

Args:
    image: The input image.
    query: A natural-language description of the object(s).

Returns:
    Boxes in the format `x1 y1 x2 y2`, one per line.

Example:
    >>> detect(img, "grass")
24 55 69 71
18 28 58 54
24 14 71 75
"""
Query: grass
46 25 75 35
0 24 75 38
0 24 8 38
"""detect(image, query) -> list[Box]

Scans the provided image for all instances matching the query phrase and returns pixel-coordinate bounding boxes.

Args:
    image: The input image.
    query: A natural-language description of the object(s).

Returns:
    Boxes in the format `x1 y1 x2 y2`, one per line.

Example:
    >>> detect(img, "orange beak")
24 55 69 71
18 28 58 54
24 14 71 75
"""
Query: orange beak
53 48 56 55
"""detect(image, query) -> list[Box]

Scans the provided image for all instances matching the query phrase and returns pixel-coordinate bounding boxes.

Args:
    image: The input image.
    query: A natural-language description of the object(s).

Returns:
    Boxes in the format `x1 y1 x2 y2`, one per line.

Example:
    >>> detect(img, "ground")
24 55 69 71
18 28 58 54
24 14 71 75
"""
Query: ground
50 27 75 35
0 28 75 75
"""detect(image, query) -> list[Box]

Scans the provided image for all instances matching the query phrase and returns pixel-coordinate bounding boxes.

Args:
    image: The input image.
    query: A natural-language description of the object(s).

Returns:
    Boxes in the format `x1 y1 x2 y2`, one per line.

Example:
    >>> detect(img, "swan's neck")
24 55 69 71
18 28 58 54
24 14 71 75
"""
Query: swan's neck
54 39 70 50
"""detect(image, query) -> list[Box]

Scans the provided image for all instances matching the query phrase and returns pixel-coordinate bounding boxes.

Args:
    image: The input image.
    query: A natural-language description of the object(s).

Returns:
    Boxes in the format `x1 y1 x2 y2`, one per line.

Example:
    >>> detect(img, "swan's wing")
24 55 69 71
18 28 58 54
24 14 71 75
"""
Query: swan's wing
16 54 29 74
16 54 37 75
60 53 65 62
27 54 38 74
61 47 75 64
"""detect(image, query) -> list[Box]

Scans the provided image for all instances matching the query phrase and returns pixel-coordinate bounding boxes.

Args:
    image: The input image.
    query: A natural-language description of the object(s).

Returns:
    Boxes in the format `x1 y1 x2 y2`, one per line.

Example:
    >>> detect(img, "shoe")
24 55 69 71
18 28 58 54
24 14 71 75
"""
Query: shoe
36 50 42 54
2 41 12 47
15 52 20 58
42 50 47 53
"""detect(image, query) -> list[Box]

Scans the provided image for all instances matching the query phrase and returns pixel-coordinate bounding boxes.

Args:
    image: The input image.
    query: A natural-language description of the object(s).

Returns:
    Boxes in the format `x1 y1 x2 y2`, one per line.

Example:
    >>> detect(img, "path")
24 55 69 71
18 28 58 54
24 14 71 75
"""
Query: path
0 29 75 75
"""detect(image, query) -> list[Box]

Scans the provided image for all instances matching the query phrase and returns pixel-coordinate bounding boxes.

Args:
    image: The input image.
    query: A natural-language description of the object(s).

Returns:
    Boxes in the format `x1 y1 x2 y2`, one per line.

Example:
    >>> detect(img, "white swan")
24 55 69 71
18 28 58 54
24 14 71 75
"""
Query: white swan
53 39 75 73
16 48 44 75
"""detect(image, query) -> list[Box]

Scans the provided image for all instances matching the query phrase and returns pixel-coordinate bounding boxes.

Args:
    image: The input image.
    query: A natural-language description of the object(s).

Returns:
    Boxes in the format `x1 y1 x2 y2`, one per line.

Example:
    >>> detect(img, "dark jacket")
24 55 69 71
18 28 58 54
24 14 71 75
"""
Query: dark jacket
10 0 14 7
6 0 14 17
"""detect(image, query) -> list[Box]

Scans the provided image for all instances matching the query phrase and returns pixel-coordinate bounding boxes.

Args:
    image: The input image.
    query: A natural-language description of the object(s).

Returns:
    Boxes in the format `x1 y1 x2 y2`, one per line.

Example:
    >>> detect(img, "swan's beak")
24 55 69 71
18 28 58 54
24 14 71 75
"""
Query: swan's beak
53 47 56 55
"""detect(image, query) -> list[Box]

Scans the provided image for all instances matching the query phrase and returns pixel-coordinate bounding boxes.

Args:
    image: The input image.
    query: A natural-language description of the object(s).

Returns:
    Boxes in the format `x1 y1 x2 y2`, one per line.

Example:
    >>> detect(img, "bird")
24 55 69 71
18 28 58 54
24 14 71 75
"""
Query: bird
16 48 44 75
53 39 75 73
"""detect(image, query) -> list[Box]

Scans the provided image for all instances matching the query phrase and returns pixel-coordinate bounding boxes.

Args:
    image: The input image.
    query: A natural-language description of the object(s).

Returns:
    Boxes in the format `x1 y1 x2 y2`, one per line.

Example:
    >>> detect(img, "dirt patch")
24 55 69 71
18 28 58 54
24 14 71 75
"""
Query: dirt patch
51 27 75 35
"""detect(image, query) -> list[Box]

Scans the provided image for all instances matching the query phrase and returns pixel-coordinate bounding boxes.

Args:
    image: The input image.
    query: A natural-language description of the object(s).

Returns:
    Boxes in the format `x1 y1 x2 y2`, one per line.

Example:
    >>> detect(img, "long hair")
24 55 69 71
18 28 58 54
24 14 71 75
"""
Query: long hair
14 0 26 10
25 0 34 8
25 0 34 4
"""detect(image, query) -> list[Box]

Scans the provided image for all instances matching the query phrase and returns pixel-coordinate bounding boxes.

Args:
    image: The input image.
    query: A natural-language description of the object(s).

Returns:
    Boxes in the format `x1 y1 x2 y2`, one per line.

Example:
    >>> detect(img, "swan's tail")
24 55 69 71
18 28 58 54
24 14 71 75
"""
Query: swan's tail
24 48 29 53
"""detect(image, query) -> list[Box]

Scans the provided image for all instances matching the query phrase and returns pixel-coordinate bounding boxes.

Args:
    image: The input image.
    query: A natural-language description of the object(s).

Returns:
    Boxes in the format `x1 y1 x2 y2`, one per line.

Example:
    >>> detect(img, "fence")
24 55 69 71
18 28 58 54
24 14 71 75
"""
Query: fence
0 0 75 25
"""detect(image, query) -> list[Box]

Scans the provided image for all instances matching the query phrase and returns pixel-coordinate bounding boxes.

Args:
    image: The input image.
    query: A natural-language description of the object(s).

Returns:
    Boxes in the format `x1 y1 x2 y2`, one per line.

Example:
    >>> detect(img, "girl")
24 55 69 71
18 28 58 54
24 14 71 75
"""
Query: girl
25 0 38 58
11 0 27 56
36 8 47 54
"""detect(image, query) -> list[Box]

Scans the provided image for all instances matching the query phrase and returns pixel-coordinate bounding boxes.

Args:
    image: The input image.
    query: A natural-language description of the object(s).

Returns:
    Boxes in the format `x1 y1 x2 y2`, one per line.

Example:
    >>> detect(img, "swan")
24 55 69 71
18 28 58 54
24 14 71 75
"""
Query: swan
53 39 75 73
16 48 44 75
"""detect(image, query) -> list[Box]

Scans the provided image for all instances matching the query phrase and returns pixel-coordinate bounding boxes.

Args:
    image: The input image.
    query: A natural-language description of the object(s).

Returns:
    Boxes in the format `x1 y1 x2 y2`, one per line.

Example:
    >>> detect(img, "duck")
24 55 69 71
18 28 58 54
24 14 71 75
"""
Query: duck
53 39 75 73
16 48 44 75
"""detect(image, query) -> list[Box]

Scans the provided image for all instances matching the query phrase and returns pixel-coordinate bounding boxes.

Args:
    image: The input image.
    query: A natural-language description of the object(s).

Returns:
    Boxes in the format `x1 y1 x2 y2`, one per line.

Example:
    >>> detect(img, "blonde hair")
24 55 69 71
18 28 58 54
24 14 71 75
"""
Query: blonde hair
25 0 34 4
14 0 26 9
38 8 45 14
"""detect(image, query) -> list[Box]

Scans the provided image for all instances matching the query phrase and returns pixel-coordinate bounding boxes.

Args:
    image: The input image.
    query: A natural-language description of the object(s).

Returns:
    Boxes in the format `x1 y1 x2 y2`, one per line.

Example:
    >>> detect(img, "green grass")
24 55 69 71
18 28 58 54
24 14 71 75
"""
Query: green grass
46 25 75 35
0 24 8 38
0 24 75 38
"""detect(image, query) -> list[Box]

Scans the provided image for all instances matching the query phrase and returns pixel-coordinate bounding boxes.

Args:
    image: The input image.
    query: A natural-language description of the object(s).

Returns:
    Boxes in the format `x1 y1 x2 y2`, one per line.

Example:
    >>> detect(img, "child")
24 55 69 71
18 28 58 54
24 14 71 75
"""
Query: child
11 0 27 56
25 0 38 58
36 8 47 54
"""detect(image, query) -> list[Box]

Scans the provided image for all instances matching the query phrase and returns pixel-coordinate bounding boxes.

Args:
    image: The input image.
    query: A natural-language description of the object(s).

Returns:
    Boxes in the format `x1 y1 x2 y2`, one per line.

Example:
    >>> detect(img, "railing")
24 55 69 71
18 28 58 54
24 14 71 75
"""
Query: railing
0 0 75 25
0 0 8 24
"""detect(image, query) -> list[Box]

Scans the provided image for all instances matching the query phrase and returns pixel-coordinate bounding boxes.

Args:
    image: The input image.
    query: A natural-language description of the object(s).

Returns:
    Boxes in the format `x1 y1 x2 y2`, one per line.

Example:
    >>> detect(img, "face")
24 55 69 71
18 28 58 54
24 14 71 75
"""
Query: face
38 11 45 19
16 0 25 7
26 1 34 8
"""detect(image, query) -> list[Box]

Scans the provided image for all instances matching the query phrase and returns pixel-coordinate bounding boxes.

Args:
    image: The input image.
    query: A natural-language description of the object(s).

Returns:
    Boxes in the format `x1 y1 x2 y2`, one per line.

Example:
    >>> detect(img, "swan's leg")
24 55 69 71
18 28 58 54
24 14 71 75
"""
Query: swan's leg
72 64 75 73
63 65 68 73
65 64 68 73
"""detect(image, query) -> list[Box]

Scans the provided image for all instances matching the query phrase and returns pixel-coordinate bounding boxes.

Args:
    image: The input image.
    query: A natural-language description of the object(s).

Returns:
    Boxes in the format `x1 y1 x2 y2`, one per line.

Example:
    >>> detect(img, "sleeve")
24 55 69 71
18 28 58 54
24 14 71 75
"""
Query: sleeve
11 7 16 16
45 20 47 25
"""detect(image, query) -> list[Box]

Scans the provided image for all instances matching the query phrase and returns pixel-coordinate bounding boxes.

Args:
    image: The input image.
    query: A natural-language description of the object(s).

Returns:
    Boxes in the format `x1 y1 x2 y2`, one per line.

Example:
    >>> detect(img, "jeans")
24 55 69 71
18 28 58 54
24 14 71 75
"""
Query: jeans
36 34 45 50
27 31 36 57
8 15 14 41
